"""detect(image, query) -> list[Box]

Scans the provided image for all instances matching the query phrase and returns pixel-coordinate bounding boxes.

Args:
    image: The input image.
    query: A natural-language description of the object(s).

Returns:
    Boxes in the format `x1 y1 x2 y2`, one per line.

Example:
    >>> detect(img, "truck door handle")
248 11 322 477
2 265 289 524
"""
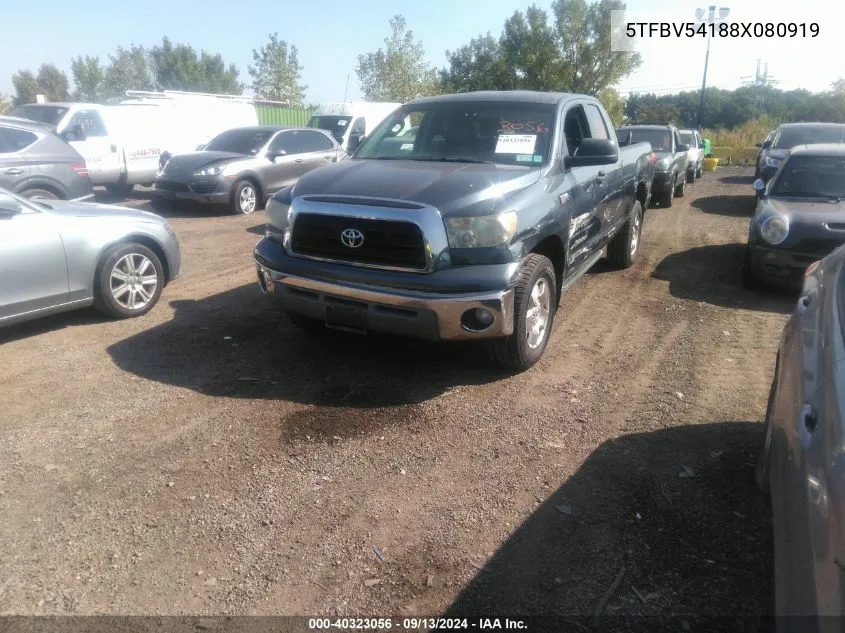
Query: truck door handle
323 155 331 160
295 158 304 163
4 168 23 176
798 403 818 449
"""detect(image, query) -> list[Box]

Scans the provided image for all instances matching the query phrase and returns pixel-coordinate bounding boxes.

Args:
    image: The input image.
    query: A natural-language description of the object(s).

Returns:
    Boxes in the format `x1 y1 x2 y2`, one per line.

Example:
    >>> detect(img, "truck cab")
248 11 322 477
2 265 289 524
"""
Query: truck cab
307 102 401 153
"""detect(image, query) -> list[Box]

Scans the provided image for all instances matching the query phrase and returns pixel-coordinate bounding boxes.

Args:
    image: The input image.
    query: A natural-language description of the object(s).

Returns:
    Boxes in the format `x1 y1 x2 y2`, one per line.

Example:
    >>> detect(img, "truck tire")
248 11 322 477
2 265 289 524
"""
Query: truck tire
94 242 165 319
686 167 695 184
674 172 686 197
607 201 643 269
488 254 556 372
696 162 703 178
660 180 674 208
755 371 778 498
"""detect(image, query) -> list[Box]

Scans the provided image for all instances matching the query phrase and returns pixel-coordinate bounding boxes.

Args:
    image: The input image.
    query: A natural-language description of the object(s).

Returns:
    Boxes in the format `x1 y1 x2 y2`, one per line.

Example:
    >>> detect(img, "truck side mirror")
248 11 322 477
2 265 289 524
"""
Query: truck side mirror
753 178 766 194
677 143 689 152
564 138 619 168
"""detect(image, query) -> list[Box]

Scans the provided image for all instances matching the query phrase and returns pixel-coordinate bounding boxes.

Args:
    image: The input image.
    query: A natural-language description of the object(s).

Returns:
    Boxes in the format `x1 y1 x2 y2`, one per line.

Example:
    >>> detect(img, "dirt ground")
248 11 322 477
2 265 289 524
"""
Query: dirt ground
0 168 793 627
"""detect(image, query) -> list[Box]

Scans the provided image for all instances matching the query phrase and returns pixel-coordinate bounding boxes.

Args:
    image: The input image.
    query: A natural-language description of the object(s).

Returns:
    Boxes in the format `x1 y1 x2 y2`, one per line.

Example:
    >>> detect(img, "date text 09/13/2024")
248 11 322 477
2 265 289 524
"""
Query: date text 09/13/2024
307 618 527 630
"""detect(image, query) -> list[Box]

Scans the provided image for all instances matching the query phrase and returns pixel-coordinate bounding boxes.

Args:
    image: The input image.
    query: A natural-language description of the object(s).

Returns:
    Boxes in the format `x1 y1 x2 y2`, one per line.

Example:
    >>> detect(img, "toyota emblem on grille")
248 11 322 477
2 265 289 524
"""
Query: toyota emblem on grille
340 228 365 248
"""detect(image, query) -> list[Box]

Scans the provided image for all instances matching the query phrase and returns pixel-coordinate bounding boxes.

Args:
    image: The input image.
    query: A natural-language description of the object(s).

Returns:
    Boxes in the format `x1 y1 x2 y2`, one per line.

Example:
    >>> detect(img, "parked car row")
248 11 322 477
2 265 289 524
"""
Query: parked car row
617 124 694 207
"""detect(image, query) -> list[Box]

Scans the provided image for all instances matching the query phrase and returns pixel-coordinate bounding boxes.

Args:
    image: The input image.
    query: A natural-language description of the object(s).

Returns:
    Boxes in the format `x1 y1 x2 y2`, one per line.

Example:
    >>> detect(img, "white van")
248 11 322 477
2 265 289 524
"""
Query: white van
307 102 401 152
9 95 259 193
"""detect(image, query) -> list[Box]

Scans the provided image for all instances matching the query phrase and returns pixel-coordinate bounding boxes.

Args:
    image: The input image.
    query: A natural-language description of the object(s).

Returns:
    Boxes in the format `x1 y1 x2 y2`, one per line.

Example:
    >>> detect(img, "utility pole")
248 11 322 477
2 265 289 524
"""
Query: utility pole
741 59 778 120
696 5 731 129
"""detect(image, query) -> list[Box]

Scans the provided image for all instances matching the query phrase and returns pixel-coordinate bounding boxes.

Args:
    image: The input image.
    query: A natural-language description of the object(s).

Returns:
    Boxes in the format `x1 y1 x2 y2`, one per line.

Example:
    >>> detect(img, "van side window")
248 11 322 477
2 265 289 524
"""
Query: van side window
68 110 107 137
350 117 366 138
0 127 37 153
584 105 610 140
563 105 590 156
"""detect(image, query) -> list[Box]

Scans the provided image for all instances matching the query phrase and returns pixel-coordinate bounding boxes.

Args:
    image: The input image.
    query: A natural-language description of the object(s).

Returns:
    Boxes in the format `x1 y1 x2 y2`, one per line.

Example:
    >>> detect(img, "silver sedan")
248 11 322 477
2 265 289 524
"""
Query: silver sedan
0 187 181 327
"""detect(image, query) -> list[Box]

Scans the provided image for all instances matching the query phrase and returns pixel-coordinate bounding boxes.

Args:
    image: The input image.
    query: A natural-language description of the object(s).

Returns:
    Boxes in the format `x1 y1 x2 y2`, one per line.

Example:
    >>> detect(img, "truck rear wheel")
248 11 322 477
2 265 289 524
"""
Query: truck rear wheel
488 254 556 372
607 201 643 269
674 173 686 197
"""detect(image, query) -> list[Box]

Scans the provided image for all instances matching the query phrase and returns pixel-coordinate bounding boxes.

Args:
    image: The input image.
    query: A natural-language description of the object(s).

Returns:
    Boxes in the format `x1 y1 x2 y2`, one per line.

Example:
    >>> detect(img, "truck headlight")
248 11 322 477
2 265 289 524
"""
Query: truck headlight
760 214 789 245
265 187 293 243
194 162 228 177
764 155 782 168
445 211 518 248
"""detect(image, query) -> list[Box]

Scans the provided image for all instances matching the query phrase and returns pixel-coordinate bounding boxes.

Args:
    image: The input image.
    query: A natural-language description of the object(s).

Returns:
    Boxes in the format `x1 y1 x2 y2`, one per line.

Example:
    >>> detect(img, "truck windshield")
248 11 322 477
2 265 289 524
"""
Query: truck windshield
618 128 671 152
773 125 845 149
771 154 845 199
307 116 352 142
204 129 275 155
9 105 69 127
353 101 556 166
679 132 696 146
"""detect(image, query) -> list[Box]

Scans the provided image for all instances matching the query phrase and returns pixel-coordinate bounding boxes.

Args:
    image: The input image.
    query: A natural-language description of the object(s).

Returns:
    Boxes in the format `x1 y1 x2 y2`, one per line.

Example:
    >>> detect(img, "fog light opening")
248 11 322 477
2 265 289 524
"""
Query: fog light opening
257 267 273 294
461 307 495 332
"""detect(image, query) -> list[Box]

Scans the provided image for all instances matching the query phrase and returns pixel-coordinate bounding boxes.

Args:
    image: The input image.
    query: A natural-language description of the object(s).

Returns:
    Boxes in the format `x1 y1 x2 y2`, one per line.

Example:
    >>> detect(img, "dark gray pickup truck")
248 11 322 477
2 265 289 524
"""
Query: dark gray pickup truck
254 91 654 370
617 124 689 207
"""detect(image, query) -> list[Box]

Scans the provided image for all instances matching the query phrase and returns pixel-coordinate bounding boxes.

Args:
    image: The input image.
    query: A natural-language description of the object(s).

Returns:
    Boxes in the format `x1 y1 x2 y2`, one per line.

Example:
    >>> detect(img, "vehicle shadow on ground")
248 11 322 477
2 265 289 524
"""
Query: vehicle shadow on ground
692 194 757 217
442 421 774 631
246 224 265 235
106 283 509 411
652 243 794 314
719 174 757 186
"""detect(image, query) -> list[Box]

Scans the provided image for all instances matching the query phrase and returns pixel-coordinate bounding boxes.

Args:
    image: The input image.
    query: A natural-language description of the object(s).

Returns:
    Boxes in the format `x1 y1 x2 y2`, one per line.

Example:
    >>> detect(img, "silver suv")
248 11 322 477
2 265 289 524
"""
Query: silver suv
154 126 345 214
0 116 93 201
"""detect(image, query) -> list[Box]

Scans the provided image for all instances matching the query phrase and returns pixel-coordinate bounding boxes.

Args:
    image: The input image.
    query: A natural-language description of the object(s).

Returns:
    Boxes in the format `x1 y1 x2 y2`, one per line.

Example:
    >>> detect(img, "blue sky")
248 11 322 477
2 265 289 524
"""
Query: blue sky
1 0 840 103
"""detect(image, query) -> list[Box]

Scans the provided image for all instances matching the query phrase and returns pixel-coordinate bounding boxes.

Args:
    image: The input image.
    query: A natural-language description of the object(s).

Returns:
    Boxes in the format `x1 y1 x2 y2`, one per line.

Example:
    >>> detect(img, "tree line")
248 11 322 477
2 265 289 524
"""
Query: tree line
3 0 844 132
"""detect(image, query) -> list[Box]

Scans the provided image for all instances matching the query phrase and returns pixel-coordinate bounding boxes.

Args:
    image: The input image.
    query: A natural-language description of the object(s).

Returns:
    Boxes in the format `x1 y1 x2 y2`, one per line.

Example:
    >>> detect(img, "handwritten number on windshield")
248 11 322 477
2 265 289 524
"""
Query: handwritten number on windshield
499 121 548 133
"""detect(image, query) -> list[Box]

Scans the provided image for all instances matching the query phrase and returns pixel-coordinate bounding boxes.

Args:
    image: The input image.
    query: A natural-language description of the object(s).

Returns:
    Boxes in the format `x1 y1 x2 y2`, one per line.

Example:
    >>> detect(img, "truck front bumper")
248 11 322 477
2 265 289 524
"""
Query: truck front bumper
254 240 517 341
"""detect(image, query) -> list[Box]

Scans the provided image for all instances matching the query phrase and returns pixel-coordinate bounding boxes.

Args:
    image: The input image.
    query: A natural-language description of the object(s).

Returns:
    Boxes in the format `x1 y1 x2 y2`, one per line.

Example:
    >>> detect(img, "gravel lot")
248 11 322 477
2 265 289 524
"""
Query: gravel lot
0 168 791 626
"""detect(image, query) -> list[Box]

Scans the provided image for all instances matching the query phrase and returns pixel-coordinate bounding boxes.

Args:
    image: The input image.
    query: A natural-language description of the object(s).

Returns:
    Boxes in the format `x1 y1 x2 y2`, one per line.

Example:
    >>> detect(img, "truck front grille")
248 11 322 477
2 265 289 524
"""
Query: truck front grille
290 213 427 270
191 181 218 194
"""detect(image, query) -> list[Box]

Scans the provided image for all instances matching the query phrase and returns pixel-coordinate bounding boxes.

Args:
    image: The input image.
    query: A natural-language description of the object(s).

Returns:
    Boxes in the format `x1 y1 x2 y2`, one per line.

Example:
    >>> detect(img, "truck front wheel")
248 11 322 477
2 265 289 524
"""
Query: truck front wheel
488 254 556 372
660 179 674 208
607 201 643 269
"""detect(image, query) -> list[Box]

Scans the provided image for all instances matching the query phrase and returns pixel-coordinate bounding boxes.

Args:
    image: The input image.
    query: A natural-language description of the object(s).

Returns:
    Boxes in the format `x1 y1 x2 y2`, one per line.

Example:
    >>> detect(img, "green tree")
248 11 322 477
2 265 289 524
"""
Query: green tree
356 15 438 102
150 37 243 94
440 34 507 93
248 33 306 106
0 93 11 114
440 0 640 98
11 69 39 106
101 45 155 101
35 63 71 102
71 55 105 102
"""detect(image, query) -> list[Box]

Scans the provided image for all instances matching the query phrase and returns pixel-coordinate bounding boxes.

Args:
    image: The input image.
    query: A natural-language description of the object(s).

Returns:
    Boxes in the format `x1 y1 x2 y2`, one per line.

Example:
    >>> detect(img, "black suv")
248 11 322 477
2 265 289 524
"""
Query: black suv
0 116 93 201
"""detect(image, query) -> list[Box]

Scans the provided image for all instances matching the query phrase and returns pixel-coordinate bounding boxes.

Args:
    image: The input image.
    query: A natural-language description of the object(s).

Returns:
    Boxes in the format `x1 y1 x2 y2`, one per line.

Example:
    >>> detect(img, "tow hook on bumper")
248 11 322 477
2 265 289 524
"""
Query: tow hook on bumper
256 264 515 341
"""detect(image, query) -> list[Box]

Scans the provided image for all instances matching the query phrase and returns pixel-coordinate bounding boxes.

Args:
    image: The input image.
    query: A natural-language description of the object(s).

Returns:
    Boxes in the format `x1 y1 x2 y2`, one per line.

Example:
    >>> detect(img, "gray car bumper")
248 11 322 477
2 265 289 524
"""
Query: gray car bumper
255 264 515 341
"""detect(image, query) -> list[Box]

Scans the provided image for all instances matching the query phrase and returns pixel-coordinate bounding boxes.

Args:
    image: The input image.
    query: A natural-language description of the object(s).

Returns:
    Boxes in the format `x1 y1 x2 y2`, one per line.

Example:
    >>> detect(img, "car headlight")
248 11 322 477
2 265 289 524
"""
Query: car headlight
194 162 228 177
764 155 782 168
445 211 518 248
760 214 789 245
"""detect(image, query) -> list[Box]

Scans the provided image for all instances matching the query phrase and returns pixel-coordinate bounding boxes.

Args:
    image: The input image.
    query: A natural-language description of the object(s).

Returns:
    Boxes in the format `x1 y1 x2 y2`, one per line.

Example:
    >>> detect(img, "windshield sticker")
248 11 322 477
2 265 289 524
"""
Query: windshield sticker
533 155 543 163
499 121 549 133
337 119 347 127
516 154 534 163
495 134 537 154
400 143 414 151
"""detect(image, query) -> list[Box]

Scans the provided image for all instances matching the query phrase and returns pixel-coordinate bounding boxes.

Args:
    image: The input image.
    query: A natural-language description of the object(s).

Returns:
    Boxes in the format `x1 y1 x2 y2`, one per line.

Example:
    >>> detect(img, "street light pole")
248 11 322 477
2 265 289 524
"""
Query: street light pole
697 30 711 129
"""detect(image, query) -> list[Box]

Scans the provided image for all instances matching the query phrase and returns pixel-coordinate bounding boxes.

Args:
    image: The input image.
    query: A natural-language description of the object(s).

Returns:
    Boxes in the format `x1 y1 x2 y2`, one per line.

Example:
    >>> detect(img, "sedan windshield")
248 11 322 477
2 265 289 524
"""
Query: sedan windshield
354 101 556 166
617 128 671 152
771 154 845 199
9 105 69 127
204 129 275 155
773 125 845 149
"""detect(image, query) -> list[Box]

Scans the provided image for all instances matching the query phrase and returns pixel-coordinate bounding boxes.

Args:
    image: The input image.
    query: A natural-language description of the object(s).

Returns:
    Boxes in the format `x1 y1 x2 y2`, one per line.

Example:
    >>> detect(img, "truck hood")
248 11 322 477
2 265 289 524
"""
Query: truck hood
291 159 543 217
162 151 248 178
40 200 166 224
